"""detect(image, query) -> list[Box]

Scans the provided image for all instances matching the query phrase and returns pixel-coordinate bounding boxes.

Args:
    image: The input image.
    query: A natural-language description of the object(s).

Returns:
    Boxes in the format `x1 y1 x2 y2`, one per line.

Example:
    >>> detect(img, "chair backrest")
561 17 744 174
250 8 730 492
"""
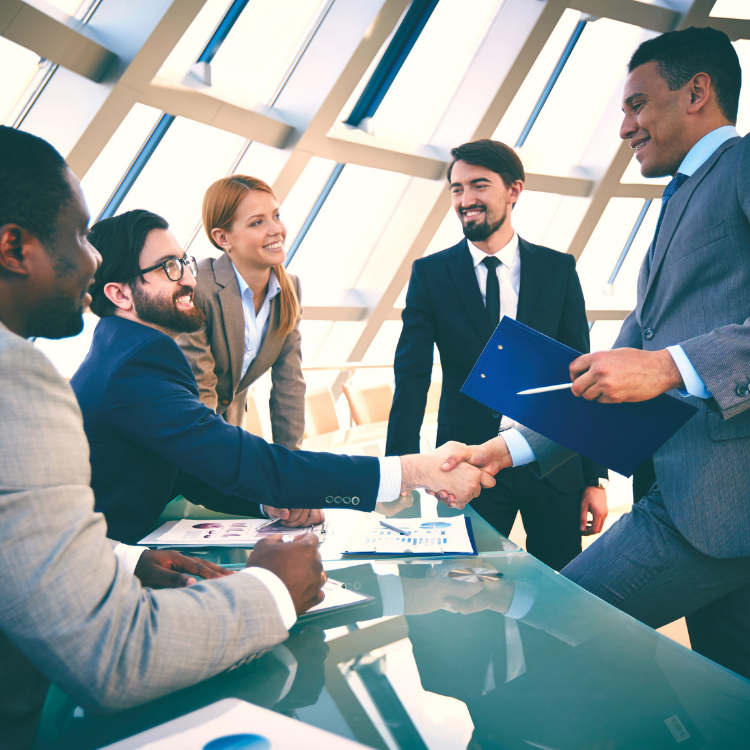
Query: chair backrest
425 379 442 414
242 390 264 437
304 388 340 437
342 381 394 426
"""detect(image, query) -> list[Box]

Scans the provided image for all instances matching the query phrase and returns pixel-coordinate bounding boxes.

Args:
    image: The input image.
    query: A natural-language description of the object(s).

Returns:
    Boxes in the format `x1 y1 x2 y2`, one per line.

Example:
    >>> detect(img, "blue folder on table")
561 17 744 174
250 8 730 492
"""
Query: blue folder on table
461 318 698 477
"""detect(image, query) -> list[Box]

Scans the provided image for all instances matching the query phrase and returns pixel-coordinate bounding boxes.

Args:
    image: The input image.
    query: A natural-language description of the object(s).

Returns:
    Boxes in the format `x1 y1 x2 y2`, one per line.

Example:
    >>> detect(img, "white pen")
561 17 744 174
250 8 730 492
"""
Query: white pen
517 383 574 395
380 520 411 536
256 517 281 531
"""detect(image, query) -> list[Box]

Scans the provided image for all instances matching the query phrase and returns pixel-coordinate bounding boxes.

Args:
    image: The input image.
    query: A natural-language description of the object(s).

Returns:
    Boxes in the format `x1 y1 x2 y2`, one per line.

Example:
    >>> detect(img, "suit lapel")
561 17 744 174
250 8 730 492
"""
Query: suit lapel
515 237 539 325
447 240 492 340
214 253 246 391
643 138 739 304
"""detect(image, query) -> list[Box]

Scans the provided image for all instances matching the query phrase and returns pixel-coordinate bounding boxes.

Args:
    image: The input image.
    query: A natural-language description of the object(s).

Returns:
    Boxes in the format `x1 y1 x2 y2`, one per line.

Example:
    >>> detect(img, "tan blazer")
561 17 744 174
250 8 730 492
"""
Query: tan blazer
179 253 305 450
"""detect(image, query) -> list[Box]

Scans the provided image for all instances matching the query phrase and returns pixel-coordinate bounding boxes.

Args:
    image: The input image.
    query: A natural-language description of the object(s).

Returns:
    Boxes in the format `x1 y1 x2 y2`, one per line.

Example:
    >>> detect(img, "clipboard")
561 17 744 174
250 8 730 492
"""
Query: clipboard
461 318 698 477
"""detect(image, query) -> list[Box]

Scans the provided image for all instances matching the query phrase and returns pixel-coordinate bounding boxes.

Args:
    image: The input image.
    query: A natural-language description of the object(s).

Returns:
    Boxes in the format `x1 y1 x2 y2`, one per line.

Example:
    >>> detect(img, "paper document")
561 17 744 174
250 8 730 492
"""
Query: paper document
101 698 369 749
139 518 326 547
299 578 374 619
343 515 477 556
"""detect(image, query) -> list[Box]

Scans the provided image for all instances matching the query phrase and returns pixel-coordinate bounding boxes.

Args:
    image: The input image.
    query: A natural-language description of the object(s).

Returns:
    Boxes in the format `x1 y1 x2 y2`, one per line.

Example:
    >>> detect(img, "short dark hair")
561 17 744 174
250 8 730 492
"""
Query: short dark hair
447 139 525 187
88 209 169 317
0 125 73 245
628 26 741 123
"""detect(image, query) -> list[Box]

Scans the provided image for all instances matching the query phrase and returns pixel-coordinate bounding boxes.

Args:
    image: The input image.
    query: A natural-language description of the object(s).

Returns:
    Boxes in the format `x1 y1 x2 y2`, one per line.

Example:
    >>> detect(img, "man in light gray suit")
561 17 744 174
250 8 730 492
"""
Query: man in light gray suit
441 27 750 678
0 126 327 750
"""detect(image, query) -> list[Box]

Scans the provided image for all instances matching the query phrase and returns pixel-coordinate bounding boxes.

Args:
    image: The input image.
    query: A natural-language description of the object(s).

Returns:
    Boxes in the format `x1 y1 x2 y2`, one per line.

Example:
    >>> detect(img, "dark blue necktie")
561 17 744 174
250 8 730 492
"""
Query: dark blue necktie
482 256 501 327
649 172 688 270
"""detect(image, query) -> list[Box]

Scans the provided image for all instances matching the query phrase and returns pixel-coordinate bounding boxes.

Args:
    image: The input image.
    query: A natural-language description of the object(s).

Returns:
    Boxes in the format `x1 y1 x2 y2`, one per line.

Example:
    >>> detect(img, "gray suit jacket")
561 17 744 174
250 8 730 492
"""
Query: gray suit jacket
521 133 750 559
179 253 305 450
0 322 289 748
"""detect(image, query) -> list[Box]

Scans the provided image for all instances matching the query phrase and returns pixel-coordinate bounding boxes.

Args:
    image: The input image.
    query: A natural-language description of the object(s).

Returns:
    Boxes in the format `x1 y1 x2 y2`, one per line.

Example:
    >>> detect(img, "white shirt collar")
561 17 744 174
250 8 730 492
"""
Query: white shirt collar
231 260 282 302
467 232 519 269
678 124 740 176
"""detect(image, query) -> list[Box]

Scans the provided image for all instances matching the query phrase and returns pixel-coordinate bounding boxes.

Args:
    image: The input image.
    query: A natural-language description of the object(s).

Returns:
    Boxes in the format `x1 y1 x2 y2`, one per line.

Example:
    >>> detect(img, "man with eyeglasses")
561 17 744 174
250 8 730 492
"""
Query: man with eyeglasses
71 209 495 544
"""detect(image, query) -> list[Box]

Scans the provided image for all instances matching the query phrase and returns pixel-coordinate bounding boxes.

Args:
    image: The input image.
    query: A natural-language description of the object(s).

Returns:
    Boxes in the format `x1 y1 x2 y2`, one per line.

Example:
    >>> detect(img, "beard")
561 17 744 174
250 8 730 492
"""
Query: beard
460 203 507 243
131 282 205 334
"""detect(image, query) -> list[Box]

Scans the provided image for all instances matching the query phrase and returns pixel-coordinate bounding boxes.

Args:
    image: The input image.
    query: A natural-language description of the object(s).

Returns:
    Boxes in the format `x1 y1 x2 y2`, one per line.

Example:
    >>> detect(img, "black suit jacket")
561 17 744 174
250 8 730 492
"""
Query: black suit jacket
386 237 604 491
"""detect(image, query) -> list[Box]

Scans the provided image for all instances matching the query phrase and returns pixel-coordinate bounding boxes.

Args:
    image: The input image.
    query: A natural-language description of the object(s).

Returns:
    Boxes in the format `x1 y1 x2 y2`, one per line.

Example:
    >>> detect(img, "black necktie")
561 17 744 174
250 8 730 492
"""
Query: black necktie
648 172 688 270
482 256 501 327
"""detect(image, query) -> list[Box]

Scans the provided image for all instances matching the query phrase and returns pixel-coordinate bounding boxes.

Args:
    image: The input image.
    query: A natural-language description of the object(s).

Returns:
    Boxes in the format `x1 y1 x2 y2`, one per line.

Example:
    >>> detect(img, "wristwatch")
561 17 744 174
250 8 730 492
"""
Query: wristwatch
585 477 610 489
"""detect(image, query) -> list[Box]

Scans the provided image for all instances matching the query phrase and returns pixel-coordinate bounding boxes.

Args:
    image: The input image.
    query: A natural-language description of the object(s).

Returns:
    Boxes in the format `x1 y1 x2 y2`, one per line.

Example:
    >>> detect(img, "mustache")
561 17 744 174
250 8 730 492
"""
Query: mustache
172 286 194 302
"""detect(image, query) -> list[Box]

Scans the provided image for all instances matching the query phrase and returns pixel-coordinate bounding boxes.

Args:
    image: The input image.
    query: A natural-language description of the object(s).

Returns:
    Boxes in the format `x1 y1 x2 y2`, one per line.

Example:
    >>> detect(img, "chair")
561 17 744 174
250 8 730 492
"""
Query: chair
342 381 394 426
304 388 340 437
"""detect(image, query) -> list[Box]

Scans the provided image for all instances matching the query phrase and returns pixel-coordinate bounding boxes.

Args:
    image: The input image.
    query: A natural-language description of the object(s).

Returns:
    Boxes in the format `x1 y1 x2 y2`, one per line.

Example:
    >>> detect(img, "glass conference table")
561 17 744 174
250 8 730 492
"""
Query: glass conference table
37 496 750 750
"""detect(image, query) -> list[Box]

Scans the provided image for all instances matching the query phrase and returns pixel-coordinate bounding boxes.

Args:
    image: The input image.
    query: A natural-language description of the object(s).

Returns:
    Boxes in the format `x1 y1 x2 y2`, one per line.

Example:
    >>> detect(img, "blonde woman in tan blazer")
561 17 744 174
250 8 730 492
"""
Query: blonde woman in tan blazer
180 175 305 450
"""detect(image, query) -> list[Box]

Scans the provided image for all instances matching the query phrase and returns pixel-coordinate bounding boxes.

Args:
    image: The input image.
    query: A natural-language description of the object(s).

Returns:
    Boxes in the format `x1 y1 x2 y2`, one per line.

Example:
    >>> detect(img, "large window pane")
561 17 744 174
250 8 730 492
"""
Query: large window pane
80 104 163 221
288 165 411 300
115 117 245 247
0 38 41 125
711 0 750 19
517 18 643 175
361 0 501 144
208 0 327 108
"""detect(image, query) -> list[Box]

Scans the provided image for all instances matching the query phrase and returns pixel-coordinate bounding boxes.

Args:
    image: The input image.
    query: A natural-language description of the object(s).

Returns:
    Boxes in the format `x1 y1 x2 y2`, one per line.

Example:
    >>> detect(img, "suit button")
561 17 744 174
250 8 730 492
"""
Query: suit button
643 328 654 340
221 399 230 405
737 384 749 398
325 496 333 504
352 496 360 506
334 496 342 504
343 496 351 504
491 412 500 419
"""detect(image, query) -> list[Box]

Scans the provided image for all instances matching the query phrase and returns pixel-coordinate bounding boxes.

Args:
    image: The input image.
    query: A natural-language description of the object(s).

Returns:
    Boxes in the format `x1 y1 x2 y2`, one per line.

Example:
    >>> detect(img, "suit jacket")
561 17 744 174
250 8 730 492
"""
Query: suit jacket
524 133 750 559
0 322 290 750
71 316 378 542
179 254 305 449
386 236 605 492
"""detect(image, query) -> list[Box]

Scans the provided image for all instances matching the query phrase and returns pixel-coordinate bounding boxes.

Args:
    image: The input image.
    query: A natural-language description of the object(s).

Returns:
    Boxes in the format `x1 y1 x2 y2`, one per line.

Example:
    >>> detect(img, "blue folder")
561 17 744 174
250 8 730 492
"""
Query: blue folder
461 318 698 477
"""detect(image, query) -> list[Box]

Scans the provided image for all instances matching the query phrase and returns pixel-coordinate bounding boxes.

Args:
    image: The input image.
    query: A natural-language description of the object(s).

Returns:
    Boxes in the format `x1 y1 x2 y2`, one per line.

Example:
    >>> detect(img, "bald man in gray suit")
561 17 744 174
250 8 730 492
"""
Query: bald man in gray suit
443 28 750 678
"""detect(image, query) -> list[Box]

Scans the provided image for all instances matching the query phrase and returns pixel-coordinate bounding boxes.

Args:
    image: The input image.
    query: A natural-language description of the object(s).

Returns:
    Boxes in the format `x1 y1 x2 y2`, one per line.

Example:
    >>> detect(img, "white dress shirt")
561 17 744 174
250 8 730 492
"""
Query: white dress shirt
467 233 521 322
232 263 282 380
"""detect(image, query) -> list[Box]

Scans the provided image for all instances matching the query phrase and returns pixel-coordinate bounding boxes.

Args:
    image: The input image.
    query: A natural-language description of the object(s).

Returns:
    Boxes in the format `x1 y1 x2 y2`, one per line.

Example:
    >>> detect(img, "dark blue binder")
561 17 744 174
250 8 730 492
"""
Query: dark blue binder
461 318 698 477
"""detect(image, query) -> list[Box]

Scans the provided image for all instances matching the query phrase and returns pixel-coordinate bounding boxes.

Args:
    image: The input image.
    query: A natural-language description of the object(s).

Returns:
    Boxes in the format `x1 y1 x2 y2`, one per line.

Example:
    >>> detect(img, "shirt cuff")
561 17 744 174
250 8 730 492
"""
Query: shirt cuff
376 456 402 503
241 567 297 630
377 574 405 616
667 345 712 399
500 428 537 467
113 543 148 576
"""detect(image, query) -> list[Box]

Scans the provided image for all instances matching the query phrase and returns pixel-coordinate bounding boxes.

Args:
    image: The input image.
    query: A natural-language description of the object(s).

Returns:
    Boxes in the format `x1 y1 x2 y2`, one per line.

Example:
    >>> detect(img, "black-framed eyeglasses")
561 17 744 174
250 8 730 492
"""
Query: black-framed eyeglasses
137 256 198 282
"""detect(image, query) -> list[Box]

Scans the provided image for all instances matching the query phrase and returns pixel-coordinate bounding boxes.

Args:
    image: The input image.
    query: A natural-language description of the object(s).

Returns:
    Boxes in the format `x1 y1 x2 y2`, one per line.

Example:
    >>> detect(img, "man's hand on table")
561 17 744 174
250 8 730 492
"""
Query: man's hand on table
400 441 496 510
430 436 513 505
570 348 683 403
246 533 326 615
263 506 325 527
134 549 233 588
580 486 608 535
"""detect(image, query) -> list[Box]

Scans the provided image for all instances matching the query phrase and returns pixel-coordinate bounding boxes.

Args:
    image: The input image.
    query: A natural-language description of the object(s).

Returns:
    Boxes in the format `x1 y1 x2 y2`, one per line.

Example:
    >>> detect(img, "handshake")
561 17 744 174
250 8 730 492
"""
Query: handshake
399 435 513 509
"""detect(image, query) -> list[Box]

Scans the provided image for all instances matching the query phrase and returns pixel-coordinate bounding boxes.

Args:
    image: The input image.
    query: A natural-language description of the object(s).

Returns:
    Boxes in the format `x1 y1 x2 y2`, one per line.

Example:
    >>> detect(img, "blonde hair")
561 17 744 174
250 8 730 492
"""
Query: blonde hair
203 175 300 339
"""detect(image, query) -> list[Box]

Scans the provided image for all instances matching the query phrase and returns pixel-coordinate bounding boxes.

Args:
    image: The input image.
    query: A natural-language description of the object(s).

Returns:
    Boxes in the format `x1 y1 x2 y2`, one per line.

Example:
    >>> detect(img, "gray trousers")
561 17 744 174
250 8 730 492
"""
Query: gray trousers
562 488 750 679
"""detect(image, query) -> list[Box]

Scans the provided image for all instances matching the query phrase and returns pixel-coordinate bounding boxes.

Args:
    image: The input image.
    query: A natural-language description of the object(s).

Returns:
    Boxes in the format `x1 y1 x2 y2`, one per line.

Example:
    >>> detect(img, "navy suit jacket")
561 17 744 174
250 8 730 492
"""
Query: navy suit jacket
386 237 604 492
71 317 379 541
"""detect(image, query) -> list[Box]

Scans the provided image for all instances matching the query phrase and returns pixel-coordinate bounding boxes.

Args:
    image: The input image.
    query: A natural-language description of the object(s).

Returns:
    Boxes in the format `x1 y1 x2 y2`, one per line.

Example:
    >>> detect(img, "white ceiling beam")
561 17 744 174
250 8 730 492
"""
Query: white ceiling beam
615 183 665 199
571 0 679 33
586 309 631 321
1 0 117 82
143 78 293 148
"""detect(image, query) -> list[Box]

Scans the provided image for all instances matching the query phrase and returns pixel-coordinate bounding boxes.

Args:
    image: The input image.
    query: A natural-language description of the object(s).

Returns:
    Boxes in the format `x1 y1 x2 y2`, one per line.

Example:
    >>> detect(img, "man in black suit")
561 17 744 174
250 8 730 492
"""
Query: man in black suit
386 140 608 570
